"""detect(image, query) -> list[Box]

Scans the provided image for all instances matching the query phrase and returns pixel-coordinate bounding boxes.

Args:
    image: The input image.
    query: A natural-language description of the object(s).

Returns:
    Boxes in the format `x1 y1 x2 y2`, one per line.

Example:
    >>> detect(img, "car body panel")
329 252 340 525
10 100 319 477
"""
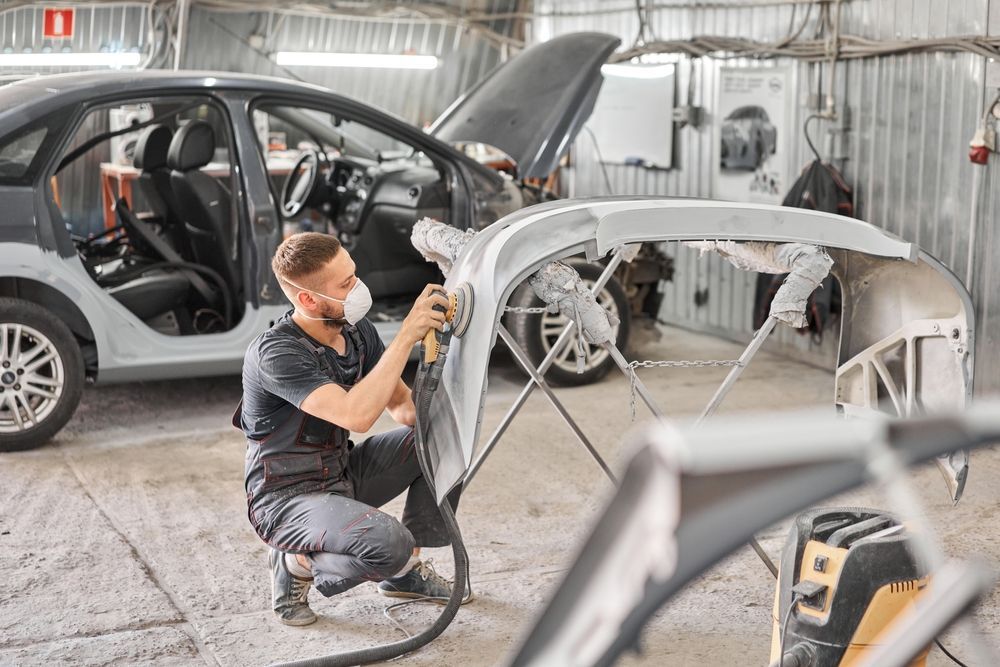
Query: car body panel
0 243 290 383
423 196 972 503
0 239 404 382
430 32 621 179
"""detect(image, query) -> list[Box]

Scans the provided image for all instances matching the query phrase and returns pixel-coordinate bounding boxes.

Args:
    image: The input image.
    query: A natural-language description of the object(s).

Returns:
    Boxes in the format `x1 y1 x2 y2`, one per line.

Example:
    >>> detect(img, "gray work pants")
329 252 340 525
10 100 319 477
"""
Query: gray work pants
260 426 459 597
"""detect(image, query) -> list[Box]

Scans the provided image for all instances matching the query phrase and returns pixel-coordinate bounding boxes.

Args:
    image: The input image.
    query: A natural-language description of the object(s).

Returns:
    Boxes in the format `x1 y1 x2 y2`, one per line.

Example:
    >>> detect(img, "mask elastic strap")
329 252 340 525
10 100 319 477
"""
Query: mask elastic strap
280 276 348 304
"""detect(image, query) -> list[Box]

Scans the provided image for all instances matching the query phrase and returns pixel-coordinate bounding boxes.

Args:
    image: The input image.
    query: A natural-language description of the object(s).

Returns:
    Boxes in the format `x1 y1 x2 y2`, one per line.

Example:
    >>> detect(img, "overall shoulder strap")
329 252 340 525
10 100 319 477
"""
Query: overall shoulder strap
231 398 244 429
274 320 338 379
345 324 366 383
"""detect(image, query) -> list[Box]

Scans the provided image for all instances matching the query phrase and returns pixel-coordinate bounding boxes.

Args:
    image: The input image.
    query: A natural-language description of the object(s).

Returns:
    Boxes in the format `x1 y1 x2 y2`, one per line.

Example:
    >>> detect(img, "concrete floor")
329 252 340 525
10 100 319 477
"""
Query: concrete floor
1 322 998 666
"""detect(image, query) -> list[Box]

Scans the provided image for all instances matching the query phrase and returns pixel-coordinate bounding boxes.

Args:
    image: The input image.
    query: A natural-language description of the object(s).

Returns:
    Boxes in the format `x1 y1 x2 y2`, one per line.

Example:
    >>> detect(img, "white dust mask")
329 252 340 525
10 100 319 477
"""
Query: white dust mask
285 277 373 325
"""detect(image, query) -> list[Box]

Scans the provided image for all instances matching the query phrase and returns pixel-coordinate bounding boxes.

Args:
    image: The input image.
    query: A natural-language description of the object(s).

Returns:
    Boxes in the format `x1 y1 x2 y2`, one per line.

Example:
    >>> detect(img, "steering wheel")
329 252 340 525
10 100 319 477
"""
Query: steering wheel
281 148 321 218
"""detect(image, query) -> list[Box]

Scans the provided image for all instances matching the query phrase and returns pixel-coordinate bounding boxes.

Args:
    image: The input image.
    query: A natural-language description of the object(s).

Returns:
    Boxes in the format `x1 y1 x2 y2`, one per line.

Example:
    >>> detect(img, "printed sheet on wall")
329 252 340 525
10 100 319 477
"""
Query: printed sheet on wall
714 67 792 204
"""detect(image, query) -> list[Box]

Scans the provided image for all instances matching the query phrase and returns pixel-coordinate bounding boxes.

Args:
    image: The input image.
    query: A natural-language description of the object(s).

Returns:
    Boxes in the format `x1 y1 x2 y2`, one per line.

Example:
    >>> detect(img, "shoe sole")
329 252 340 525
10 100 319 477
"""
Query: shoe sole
276 613 318 626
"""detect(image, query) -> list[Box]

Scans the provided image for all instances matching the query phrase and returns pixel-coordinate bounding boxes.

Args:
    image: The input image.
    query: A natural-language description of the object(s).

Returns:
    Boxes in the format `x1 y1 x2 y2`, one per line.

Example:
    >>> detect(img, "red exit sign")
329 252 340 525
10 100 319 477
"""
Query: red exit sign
43 8 75 39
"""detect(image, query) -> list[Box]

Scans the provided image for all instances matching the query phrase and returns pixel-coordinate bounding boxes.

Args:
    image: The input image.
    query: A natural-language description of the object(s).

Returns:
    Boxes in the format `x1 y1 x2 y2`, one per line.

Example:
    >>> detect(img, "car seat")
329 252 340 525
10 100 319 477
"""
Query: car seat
166 120 241 311
132 124 190 255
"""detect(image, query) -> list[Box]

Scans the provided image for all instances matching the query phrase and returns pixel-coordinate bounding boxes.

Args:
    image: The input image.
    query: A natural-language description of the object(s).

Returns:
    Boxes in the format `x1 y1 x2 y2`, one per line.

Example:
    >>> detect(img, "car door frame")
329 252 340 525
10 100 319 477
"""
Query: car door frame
39 87 256 297
240 90 503 237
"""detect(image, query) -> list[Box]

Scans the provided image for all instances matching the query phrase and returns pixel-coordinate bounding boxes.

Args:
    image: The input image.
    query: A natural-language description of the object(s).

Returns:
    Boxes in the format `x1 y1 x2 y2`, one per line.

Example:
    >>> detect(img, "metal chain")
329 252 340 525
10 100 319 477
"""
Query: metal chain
628 359 742 370
504 305 556 314
626 358 742 420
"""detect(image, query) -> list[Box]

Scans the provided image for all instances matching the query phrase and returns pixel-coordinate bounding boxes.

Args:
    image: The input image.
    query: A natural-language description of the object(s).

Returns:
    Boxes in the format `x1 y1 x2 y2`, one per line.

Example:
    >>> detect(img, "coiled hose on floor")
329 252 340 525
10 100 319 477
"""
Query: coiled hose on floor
277 328 468 667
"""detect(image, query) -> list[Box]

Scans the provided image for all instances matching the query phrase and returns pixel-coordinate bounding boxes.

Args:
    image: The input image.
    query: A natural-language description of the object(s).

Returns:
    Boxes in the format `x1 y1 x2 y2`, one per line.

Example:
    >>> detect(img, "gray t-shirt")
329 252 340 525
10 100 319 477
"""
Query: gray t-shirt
239 311 385 439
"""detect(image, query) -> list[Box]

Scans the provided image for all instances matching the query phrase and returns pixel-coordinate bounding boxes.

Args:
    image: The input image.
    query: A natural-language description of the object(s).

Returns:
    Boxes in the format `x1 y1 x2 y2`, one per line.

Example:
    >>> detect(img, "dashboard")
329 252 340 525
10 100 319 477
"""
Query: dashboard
325 156 448 239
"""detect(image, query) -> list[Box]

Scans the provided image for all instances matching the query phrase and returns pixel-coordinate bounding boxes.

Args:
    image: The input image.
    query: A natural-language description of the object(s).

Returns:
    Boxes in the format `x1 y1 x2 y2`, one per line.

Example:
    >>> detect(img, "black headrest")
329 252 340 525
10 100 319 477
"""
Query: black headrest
167 120 215 172
132 124 173 171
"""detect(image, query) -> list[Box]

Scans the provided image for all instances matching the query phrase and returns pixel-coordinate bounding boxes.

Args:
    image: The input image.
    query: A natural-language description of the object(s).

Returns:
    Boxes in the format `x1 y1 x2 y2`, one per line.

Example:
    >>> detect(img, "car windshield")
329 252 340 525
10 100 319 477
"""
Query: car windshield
259 105 413 162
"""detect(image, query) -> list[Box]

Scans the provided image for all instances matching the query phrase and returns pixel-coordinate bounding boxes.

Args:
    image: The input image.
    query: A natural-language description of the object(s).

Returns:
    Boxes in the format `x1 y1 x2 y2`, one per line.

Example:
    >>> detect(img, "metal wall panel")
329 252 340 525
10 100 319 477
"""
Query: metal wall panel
0 2 152 72
540 0 999 390
181 7 508 127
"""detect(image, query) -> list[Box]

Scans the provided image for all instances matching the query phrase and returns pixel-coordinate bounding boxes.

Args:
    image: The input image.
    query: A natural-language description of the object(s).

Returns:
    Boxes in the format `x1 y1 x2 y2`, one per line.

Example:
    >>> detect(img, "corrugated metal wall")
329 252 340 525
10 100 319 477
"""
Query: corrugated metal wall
538 0 1000 393
181 7 510 127
0 2 153 72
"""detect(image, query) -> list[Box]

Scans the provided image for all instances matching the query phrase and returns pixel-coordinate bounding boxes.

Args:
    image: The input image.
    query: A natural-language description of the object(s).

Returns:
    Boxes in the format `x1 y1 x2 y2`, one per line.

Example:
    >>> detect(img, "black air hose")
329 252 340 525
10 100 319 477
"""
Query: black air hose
276 329 469 667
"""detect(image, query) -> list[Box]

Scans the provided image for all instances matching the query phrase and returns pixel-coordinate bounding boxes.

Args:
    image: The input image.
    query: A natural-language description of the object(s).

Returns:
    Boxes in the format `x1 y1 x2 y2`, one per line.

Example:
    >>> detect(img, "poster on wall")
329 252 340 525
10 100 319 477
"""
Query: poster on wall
714 67 792 204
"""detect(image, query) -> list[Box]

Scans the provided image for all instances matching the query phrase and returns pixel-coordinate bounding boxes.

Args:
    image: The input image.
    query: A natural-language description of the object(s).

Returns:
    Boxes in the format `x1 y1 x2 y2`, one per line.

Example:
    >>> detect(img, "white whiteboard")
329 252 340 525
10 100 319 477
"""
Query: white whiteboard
587 63 675 168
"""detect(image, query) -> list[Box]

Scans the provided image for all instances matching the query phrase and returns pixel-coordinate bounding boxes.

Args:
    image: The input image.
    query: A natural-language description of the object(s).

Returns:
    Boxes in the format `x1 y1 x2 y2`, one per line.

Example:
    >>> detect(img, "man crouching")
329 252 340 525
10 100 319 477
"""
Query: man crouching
234 232 461 625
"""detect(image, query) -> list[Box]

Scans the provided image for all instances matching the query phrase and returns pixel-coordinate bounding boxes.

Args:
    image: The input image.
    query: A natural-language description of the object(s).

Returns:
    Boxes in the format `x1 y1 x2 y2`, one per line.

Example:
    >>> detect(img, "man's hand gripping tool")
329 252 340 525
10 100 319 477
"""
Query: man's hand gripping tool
421 283 473 364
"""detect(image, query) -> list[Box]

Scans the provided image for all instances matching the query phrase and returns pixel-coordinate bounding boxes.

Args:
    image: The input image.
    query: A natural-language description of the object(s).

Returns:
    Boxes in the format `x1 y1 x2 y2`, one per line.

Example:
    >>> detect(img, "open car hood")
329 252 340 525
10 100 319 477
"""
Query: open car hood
429 32 621 179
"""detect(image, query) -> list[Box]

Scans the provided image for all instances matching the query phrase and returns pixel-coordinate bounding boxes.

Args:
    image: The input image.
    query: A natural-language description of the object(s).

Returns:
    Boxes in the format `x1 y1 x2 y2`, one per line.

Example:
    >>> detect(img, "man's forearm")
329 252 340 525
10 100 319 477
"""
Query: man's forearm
343 337 413 430
388 395 416 426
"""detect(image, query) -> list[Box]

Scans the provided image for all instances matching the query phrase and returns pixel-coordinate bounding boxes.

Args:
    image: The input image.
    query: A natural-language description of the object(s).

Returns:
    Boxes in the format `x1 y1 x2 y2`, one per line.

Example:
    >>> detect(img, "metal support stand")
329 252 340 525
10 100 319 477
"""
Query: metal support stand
173 0 190 70
696 316 778 424
691 316 780 575
465 263 784 577
498 327 617 483
465 249 627 485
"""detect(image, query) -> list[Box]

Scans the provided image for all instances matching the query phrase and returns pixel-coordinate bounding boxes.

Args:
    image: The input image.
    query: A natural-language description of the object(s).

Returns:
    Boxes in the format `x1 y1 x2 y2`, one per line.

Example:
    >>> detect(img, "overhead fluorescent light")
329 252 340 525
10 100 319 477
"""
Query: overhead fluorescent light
601 63 674 79
0 52 141 68
275 51 439 70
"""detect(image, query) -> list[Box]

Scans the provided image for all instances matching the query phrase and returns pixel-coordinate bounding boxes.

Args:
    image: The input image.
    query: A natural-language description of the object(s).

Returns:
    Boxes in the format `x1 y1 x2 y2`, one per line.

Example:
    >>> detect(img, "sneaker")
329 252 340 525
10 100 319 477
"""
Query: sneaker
269 548 317 626
377 559 472 603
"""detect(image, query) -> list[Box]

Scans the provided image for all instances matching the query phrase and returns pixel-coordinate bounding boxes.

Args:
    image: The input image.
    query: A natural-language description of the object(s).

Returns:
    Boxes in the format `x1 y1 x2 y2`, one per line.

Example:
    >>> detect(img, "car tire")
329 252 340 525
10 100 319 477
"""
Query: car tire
0 298 84 452
508 261 630 387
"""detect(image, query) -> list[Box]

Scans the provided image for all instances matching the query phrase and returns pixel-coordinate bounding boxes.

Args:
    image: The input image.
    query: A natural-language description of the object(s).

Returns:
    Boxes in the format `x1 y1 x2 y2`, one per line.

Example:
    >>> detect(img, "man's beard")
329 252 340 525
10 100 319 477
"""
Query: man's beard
320 303 348 328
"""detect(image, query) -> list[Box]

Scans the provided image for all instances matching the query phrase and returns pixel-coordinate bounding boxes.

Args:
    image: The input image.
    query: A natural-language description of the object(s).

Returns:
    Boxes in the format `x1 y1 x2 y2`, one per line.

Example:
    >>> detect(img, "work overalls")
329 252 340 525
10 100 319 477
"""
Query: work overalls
235 321 454 597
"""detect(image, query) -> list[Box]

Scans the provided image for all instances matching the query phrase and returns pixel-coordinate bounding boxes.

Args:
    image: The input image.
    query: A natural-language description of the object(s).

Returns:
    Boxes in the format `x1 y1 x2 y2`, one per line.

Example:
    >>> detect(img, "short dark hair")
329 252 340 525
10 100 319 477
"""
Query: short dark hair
271 232 342 285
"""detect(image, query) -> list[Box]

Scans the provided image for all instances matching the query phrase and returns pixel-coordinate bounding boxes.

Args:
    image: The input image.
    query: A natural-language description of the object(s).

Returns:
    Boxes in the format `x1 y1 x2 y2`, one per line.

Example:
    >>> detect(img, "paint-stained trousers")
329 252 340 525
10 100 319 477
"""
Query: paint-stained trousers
261 426 460 597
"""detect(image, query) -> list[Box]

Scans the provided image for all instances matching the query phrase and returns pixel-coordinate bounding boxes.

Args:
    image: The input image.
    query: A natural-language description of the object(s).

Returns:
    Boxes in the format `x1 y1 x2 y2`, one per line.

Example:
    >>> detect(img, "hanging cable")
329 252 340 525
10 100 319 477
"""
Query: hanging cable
803 114 823 162
581 125 616 196
613 33 1000 63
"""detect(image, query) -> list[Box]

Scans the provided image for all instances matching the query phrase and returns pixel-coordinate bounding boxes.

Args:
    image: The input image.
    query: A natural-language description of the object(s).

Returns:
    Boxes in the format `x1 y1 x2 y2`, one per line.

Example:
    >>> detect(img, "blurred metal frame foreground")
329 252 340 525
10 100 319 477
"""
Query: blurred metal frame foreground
507 406 1000 667
423 197 976 505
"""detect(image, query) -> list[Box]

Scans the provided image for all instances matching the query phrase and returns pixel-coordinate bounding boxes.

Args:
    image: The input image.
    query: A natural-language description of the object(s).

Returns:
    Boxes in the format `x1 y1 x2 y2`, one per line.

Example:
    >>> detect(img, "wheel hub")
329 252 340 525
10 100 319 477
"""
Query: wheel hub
0 321 67 434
